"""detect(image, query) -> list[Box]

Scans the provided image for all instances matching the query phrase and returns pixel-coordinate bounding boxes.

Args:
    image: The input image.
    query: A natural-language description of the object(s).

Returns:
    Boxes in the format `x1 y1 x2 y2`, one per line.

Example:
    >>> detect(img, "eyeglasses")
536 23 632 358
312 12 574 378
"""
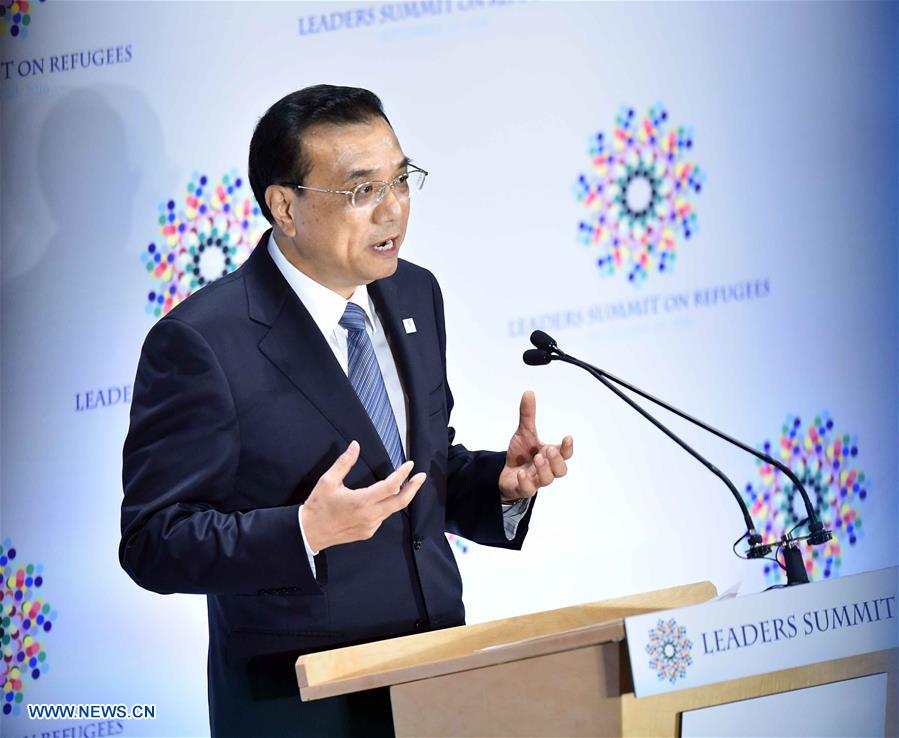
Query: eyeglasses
281 165 428 209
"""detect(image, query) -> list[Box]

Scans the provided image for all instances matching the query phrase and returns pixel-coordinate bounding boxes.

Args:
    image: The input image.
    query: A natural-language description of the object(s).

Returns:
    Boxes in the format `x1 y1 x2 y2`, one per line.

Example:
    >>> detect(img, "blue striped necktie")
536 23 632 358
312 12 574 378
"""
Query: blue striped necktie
339 302 406 469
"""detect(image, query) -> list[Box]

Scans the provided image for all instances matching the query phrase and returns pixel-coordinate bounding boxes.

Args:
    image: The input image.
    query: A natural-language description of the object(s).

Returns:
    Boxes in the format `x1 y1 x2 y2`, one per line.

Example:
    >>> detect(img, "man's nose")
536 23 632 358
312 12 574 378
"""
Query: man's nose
373 185 404 221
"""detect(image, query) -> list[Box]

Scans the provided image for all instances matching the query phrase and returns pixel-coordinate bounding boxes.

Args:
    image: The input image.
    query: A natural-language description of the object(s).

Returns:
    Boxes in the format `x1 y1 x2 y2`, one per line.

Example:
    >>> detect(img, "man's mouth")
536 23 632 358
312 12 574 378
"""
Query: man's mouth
371 236 398 253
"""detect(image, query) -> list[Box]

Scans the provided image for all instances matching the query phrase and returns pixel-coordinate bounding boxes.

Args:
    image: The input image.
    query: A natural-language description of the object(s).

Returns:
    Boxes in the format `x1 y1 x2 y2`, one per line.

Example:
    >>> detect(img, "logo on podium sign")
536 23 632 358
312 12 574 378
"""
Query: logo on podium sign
646 617 693 683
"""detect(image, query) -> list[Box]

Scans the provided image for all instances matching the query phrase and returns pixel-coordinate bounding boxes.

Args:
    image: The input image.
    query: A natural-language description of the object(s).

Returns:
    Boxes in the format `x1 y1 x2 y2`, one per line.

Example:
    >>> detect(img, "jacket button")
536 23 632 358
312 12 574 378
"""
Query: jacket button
415 619 426 631
412 535 423 551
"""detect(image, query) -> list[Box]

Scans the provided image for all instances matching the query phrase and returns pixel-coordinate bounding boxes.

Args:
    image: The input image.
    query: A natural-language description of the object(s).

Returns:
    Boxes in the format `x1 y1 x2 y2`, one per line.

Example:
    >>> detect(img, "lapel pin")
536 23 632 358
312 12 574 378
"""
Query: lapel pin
403 318 417 334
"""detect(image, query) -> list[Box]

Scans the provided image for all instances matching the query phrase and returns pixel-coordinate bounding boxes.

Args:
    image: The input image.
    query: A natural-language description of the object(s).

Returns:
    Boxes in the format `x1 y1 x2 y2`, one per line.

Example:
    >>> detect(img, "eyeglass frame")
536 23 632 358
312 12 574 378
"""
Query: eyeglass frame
278 164 428 209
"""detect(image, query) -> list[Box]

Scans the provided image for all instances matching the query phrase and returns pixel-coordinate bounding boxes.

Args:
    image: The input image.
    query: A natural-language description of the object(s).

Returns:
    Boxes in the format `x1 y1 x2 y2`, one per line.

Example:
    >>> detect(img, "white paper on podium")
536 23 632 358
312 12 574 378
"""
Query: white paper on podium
680 672 888 737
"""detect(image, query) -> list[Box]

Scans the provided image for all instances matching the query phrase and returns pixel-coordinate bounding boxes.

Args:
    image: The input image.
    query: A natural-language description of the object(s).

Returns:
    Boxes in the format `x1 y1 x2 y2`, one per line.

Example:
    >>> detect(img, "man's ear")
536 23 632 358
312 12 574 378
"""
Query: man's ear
266 185 296 237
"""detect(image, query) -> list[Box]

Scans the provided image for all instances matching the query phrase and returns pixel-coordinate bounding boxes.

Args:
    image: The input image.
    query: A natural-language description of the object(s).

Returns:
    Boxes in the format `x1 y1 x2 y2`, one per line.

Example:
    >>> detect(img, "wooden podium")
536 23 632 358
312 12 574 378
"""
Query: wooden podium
295 581 898 736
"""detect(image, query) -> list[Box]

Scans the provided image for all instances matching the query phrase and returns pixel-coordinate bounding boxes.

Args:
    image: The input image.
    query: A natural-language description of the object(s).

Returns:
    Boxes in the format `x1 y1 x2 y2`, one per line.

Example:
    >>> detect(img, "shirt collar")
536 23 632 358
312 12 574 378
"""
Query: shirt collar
267 232 376 336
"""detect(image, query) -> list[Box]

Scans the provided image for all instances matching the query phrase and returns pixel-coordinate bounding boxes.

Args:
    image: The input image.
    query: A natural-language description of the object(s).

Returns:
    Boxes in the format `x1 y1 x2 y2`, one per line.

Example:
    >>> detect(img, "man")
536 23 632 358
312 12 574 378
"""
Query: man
120 85 573 737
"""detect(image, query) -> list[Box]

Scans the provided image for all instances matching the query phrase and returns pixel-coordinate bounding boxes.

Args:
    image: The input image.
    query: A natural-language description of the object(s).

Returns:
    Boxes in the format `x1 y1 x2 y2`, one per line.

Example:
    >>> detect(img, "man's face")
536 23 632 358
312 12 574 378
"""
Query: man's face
273 116 411 298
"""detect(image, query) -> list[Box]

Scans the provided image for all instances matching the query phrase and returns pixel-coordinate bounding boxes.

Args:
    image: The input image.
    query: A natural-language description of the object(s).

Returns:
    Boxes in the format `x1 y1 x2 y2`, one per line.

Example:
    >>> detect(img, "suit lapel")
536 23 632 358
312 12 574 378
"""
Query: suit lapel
244 232 395 481
368 275 430 481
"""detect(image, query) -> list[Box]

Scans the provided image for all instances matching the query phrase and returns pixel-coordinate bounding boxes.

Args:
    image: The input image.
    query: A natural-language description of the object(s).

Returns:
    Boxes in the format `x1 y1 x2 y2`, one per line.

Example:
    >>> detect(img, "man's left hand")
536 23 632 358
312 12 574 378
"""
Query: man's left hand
498 390 574 502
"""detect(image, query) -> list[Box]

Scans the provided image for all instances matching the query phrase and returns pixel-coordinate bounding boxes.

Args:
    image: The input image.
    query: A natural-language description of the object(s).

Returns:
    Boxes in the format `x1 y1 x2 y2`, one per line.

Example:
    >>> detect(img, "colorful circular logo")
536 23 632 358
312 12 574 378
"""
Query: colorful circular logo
141 170 266 318
646 617 693 683
0 0 43 38
1 539 56 716
575 104 704 284
743 412 868 584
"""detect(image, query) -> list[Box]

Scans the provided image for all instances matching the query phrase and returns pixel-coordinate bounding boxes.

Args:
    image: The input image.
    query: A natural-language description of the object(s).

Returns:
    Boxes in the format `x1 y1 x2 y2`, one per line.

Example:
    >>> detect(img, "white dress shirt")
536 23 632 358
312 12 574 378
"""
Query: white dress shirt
267 234 529 576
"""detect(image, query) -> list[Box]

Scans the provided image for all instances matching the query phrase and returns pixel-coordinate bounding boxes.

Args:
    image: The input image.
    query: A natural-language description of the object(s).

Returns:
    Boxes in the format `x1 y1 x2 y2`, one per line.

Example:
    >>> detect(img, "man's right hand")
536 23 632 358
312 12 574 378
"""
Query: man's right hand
300 441 425 553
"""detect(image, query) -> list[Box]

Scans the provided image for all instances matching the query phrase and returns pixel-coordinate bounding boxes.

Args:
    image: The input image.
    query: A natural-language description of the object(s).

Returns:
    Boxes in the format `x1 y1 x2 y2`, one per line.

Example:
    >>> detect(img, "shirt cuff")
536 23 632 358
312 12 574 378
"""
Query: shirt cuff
501 498 532 540
297 504 319 578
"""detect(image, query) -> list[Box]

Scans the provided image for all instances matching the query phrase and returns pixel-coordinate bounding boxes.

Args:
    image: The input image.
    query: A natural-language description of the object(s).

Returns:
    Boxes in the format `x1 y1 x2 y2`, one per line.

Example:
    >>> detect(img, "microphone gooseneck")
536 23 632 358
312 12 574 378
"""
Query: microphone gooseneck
557 352 764 553
552 353 830 546
525 330 833 580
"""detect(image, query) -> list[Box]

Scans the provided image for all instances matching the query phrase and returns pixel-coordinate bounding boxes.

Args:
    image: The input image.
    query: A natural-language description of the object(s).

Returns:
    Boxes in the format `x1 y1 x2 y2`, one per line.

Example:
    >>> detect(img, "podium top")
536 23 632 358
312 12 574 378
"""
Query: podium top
296 580 716 700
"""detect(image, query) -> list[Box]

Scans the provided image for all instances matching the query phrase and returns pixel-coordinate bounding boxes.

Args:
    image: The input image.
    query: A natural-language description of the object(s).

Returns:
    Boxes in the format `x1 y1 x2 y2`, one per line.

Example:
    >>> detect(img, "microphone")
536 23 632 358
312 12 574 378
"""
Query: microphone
530 330 557 352
523 348 552 366
524 331 832 576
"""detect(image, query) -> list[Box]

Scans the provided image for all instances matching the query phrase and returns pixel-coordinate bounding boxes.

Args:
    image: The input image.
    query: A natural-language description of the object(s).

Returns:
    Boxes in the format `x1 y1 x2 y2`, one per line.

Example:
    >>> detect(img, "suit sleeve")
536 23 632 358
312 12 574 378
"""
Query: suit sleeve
119 317 320 596
429 274 536 549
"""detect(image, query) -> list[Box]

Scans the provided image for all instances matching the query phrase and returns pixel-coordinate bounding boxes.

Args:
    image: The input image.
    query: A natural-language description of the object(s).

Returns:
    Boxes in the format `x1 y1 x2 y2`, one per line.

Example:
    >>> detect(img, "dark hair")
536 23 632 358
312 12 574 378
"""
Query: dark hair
248 84 390 224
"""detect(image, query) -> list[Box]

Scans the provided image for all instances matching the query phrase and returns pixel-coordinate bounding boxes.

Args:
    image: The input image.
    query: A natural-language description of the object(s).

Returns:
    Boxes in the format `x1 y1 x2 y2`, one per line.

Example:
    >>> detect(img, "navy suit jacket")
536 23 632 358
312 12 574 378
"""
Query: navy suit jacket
119 231 534 736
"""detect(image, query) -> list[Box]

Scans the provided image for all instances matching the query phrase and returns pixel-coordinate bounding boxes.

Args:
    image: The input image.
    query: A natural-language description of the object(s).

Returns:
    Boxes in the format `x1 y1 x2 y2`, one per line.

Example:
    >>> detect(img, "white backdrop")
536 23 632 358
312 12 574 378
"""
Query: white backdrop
1 2 896 736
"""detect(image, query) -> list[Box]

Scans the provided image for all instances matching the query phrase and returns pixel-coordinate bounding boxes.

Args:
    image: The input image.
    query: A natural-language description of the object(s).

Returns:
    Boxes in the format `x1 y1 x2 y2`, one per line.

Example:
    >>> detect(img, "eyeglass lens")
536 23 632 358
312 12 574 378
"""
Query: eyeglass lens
351 170 426 208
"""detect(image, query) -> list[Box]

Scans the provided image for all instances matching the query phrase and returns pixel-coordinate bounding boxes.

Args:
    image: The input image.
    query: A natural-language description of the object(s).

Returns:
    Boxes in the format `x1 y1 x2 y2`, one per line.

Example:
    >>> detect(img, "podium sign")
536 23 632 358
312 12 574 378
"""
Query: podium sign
625 566 898 698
